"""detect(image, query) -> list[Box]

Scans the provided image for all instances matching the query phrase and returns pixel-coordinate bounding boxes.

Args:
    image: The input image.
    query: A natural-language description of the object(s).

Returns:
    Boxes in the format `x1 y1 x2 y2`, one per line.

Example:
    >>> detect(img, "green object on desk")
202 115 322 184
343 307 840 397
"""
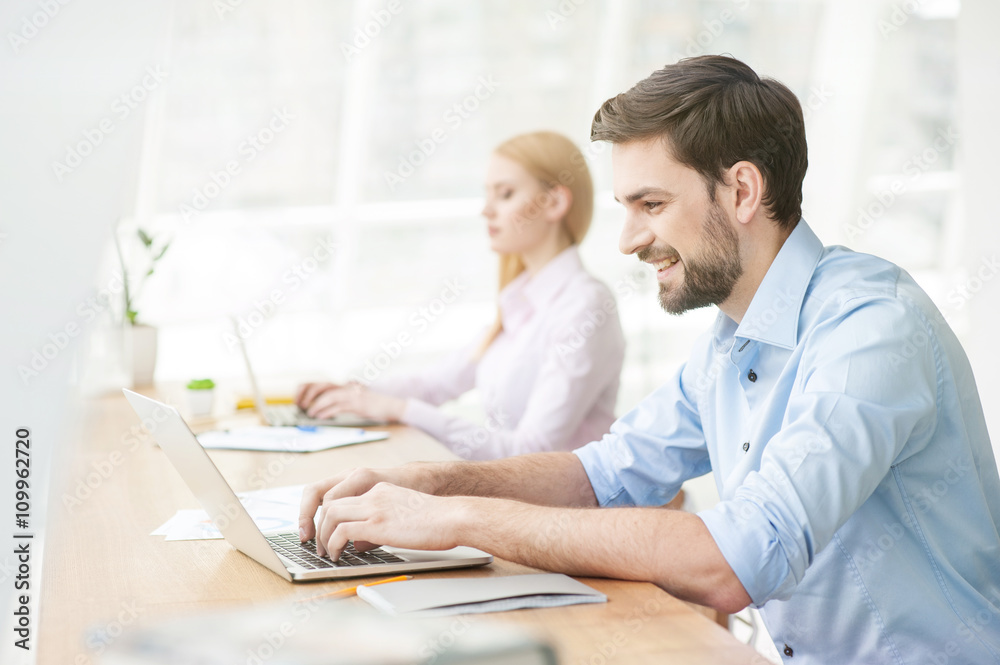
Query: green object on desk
186 378 216 390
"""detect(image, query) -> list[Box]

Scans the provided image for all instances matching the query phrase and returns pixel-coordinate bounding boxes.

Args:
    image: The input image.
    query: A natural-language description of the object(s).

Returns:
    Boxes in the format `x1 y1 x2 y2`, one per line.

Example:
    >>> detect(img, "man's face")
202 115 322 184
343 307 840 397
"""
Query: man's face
612 138 744 314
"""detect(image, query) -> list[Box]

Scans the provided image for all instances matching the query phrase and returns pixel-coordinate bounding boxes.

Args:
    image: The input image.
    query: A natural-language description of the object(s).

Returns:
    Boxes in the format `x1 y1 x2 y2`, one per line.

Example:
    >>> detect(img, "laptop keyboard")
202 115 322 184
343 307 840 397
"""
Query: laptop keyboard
266 533 405 570
264 404 301 427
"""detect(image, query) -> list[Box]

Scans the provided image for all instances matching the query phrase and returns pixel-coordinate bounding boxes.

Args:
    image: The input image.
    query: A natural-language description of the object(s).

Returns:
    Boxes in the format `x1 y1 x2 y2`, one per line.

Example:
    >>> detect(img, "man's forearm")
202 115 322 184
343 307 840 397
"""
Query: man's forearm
452 497 751 613
414 452 598 508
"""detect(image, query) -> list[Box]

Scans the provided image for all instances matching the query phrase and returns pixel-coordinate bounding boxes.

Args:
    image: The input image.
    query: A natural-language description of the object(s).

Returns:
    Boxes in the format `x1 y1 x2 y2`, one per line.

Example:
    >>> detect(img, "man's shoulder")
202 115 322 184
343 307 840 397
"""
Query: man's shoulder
800 245 947 348
807 245 903 306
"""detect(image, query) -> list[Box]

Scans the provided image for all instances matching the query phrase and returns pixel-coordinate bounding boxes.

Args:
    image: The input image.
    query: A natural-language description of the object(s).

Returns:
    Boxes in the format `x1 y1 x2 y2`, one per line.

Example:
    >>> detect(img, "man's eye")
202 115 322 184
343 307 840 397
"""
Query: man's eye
500 189 513 200
644 201 662 211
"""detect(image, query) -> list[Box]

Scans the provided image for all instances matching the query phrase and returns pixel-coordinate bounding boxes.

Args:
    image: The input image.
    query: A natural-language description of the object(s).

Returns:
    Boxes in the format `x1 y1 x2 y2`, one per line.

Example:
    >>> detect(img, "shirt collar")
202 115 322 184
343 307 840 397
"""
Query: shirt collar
499 245 583 330
713 219 824 352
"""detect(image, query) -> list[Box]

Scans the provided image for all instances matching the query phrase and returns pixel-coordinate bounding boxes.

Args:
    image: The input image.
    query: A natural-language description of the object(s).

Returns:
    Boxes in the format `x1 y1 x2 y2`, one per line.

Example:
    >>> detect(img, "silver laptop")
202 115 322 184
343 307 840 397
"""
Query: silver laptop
232 321 381 428
123 389 493 582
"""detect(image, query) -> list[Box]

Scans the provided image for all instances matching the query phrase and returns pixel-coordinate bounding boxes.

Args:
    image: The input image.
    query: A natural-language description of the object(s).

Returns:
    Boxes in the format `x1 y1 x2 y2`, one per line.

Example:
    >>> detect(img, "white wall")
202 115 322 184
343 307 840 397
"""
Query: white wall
0 3 171 663
957 0 1000 462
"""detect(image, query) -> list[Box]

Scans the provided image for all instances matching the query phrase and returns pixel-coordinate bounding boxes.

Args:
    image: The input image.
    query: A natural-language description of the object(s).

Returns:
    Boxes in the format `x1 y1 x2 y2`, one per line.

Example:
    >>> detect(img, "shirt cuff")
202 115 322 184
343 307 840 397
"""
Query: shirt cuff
697 499 798 607
400 398 451 443
573 442 631 507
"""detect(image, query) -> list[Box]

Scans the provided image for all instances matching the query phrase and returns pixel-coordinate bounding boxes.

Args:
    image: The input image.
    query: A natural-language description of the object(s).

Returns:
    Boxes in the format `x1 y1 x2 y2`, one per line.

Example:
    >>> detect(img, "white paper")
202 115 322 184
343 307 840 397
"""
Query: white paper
152 484 305 541
196 426 388 452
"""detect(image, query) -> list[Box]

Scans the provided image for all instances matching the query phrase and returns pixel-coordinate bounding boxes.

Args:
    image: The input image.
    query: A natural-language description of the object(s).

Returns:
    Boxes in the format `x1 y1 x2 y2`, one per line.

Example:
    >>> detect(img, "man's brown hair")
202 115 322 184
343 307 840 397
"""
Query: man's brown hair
591 55 807 229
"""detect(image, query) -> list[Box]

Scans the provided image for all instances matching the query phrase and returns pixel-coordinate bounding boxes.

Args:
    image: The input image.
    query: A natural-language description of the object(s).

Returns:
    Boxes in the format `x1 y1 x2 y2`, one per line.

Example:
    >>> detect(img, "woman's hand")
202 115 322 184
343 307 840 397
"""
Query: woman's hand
296 381 406 423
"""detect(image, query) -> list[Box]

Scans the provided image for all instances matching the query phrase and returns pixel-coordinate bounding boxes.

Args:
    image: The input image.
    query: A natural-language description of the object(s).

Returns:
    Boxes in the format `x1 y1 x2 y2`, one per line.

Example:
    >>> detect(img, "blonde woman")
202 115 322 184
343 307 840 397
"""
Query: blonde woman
296 131 625 459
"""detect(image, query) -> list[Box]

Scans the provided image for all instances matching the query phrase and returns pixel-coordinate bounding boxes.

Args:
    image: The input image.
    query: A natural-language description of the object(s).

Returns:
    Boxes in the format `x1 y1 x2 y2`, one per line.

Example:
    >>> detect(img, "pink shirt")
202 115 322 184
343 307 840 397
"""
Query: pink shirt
371 246 625 460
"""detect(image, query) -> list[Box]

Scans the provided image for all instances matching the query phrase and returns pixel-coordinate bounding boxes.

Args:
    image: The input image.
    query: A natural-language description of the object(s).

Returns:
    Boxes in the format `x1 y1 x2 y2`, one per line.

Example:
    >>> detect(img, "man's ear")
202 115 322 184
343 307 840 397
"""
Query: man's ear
545 184 573 223
726 161 764 225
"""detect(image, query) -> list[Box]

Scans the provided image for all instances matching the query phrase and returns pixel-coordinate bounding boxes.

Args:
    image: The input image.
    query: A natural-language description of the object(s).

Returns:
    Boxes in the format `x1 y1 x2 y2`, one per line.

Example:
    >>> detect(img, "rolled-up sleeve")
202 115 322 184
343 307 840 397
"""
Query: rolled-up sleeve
575 355 713 507
697 296 938 606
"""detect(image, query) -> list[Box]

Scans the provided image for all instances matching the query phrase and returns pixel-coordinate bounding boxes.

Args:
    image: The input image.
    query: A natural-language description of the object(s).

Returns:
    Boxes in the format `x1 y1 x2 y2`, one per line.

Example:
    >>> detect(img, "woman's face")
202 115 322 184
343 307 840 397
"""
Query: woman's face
481 153 558 255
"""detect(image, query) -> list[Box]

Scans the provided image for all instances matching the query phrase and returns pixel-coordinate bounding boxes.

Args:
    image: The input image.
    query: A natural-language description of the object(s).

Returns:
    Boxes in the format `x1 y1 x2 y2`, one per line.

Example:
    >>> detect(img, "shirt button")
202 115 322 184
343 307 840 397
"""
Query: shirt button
747 369 757 382
783 644 793 657
742 441 750 453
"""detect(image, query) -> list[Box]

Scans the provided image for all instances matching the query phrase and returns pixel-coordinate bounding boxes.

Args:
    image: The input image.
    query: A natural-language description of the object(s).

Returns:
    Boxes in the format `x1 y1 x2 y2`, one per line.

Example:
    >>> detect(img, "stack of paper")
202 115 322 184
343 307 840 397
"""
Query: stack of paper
151 484 304 541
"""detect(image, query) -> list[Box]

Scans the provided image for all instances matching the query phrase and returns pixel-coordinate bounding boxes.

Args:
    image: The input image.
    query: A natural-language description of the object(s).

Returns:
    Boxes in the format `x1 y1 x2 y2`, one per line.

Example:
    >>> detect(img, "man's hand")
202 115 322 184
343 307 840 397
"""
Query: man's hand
296 382 405 423
298 466 437 548
310 482 467 558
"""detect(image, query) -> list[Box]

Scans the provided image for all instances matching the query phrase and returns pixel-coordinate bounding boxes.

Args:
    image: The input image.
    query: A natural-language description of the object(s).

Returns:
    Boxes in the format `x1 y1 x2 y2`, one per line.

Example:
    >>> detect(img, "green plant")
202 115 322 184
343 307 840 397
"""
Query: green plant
186 378 216 390
113 224 171 326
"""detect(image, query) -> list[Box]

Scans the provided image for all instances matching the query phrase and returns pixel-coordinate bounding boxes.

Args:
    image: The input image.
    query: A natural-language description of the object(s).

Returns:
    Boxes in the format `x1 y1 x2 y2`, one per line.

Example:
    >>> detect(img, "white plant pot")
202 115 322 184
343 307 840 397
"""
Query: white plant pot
129 324 158 387
187 389 215 418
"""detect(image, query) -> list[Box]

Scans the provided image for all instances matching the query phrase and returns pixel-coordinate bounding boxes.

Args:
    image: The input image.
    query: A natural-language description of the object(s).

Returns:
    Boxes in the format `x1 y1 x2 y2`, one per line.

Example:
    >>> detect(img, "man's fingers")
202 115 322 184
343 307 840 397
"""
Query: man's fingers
318 497 369 557
298 478 341 541
325 468 384 503
324 523 362 561
299 470 388 547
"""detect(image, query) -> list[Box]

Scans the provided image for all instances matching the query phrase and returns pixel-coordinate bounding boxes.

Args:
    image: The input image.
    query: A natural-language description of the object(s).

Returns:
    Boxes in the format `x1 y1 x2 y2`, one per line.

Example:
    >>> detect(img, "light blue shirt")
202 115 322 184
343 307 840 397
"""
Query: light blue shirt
575 220 1000 664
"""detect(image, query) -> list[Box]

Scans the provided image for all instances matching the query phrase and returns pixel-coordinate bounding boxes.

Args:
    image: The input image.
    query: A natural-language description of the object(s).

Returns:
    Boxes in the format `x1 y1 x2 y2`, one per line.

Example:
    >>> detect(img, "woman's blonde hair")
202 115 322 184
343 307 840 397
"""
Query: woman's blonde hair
478 131 595 356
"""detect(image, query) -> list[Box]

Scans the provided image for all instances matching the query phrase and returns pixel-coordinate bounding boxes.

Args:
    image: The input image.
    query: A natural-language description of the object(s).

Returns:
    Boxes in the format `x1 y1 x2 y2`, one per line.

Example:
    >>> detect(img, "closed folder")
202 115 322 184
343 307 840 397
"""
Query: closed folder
356 573 606 617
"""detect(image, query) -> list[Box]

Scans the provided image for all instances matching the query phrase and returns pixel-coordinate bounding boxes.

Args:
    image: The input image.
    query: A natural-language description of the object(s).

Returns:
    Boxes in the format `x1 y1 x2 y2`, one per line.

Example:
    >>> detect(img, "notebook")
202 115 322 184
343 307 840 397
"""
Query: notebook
357 573 607 617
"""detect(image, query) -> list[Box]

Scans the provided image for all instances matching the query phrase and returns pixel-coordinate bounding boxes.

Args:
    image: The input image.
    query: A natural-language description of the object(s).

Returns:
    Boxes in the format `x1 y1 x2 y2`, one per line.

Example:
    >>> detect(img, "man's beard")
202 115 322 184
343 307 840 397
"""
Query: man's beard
656 203 744 315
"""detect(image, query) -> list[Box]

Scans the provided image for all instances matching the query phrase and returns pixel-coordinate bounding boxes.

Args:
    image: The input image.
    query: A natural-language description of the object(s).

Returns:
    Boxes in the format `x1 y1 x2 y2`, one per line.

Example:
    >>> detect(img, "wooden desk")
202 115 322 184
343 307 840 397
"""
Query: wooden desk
38 390 760 664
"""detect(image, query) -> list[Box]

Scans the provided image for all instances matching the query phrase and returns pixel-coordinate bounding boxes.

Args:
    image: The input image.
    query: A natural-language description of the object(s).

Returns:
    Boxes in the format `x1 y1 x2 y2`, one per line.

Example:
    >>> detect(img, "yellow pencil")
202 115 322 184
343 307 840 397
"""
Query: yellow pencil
297 575 412 602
